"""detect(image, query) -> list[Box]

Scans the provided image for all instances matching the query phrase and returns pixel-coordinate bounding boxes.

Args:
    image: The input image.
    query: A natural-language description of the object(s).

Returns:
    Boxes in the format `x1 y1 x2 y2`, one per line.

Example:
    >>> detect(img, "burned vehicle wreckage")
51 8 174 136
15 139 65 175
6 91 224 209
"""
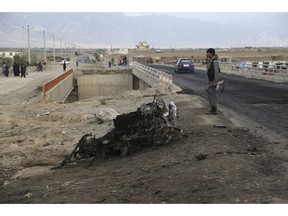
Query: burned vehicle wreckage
53 94 184 168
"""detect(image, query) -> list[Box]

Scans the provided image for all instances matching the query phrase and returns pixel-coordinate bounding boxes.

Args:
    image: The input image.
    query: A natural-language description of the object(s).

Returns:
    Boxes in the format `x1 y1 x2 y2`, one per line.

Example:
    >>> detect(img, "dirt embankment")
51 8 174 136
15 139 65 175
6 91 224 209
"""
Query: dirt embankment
1 87 288 203
1 59 288 204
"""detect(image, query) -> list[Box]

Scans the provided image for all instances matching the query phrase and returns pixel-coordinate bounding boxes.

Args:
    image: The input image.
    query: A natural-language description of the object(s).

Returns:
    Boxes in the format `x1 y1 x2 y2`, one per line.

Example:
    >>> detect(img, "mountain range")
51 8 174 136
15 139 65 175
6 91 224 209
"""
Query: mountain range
0 12 288 48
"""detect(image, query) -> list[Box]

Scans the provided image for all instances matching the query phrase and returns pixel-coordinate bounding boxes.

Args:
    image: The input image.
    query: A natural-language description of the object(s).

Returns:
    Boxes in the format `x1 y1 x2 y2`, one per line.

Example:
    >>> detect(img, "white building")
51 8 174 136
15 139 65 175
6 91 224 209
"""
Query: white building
136 41 150 49
109 48 129 55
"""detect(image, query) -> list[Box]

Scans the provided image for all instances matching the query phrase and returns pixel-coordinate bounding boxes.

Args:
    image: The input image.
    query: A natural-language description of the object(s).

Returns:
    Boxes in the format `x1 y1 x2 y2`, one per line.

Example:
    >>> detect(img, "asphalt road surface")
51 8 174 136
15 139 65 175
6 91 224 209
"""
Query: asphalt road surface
147 64 288 140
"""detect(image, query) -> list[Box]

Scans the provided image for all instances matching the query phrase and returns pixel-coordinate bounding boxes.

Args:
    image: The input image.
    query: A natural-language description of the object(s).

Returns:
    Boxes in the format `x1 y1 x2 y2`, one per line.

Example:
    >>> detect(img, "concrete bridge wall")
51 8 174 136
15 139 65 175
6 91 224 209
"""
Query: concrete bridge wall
45 74 74 102
77 73 133 100
42 69 74 102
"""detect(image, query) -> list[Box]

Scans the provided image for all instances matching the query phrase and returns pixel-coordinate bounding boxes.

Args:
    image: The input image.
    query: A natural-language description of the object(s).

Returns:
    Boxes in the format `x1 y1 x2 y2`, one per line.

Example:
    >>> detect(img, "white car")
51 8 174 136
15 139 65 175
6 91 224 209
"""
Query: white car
60 60 70 65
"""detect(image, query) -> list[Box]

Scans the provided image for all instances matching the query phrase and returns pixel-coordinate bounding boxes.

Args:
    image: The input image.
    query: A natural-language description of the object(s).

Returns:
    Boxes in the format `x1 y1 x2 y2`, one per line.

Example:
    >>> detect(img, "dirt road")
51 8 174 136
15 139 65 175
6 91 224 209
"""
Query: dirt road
1 63 288 205
0 64 67 104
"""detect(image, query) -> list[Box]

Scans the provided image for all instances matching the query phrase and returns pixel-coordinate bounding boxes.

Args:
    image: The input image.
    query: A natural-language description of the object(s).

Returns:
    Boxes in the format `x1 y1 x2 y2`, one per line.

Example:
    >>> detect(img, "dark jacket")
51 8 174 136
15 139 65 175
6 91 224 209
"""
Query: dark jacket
207 58 220 83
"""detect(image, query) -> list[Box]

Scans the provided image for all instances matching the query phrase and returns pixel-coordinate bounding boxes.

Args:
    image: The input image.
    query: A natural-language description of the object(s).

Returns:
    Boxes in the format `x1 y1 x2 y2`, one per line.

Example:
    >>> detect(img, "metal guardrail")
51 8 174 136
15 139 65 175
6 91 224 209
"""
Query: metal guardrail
219 62 288 76
131 61 172 88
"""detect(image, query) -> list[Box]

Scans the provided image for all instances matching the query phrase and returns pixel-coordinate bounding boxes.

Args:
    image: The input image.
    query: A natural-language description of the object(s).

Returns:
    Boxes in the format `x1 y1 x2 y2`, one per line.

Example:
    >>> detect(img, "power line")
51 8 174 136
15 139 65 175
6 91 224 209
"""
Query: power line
0 18 11 28
5 13 23 28
1 13 86 50
0 13 23 29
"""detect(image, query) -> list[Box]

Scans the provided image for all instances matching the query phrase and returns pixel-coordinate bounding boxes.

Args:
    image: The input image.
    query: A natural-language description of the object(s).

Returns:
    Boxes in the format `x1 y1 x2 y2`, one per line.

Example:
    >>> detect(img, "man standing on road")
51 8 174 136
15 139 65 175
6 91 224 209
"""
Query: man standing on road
20 63 27 78
13 62 18 76
2 62 9 78
63 61 66 72
38 61 43 72
206 48 220 115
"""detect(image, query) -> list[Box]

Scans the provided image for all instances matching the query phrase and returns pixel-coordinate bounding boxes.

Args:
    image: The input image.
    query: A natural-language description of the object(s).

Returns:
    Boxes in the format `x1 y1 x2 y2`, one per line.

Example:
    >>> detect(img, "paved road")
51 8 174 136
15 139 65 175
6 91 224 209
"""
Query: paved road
147 64 288 140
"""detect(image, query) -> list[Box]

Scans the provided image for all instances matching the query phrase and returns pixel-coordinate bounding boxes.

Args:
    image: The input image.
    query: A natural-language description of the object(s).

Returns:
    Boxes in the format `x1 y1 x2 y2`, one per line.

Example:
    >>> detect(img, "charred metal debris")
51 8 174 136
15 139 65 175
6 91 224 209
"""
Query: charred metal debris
53 94 184 168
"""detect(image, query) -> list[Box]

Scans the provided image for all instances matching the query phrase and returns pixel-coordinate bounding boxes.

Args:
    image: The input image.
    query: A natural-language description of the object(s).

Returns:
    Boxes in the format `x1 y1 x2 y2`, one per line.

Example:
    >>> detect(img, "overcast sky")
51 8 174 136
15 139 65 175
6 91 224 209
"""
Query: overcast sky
123 12 280 23
3 0 287 13
2 0 287 23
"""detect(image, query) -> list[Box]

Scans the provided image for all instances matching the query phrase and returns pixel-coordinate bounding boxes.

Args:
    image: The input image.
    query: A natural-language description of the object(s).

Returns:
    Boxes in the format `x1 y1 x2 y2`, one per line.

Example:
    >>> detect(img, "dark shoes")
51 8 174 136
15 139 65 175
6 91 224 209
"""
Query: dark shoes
208 110 217 115
208 106 217 115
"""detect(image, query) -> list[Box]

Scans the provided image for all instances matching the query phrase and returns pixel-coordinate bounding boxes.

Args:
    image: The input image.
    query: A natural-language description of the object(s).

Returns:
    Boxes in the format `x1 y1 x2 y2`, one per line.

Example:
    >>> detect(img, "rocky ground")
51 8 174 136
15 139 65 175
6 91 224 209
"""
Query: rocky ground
1 63 288 208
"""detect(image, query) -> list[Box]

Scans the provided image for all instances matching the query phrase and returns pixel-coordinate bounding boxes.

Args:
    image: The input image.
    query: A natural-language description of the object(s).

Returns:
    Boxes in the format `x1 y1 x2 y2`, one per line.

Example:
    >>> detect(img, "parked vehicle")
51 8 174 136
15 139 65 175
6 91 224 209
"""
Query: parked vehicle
60 60 70 65
175 58 195 73
275 61 287 70
235 61 248 69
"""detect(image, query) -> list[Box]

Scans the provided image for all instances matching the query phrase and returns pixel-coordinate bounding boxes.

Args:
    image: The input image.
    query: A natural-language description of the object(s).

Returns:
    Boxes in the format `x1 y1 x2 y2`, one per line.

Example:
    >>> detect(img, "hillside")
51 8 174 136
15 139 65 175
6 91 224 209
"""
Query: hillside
0 12 288 48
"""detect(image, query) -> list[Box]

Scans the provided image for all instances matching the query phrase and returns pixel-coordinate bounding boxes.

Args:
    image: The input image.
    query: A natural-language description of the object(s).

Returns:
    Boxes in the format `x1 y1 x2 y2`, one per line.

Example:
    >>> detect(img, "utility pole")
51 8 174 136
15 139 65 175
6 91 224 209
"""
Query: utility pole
64 41 66 59
43 30 46 62
27 25 31 64
60 38 62 58
53 35 55 63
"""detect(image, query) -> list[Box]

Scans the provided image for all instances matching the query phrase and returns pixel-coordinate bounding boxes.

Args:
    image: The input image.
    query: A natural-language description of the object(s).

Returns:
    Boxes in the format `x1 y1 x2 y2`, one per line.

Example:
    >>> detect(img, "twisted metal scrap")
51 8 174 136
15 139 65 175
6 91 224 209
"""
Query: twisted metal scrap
52 94 183 169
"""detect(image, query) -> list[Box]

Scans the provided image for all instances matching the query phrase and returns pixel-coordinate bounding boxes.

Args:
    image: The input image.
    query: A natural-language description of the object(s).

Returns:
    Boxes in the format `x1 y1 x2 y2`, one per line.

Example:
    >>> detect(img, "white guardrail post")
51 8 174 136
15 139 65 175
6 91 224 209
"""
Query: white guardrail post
131 61 173 87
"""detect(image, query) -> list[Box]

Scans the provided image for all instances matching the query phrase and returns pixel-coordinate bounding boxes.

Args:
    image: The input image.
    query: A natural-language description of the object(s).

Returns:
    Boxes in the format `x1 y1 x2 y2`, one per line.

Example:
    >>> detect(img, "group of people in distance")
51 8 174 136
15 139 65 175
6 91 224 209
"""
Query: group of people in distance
2 58 68 79
2 62 27 78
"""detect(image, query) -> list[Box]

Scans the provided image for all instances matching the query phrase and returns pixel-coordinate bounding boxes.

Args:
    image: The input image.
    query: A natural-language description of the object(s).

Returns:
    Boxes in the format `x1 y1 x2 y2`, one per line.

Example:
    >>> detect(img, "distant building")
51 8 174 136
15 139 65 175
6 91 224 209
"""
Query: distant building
109 48 129 55
0 51 23 58
136 41 150 49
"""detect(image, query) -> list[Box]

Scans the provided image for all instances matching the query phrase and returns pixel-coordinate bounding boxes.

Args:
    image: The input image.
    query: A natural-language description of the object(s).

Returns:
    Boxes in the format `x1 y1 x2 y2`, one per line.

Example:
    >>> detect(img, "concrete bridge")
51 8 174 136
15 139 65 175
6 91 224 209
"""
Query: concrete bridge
41 62 173 102
131 61 172 90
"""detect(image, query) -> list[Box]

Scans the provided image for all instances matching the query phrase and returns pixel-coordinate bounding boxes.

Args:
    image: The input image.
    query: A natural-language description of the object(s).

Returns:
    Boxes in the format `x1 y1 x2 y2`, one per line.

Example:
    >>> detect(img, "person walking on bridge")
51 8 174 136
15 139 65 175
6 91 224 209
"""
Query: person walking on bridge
206 48 220 115
63 61 66 72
